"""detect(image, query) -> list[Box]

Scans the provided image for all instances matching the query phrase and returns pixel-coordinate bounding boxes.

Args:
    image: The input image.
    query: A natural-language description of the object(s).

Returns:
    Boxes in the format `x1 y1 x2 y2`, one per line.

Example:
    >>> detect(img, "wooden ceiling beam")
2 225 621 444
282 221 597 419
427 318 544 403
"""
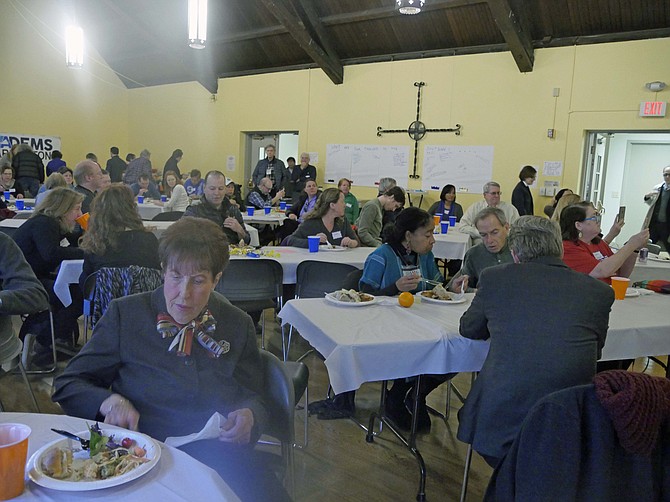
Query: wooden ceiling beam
260 0 343 84
486 0 534 72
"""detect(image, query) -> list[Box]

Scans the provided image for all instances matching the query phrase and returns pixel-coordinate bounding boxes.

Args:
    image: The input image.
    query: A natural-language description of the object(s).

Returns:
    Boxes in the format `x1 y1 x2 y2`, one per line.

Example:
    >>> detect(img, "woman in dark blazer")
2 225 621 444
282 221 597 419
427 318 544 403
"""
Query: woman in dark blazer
511 165 537 216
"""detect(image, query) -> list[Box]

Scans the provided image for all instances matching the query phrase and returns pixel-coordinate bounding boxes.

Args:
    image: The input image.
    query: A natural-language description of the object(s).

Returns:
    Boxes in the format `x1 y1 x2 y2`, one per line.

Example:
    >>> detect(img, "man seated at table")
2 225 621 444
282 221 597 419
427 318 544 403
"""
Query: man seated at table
0 233 49 366
184 169 205 199
246 177 285 209
131 174 161 200
356 186 406 247
184 170 250 246
448 207 514 292
460 181 519 244
74 159 104 213
456 216 614 468
246 177 283 246
53 217 290 502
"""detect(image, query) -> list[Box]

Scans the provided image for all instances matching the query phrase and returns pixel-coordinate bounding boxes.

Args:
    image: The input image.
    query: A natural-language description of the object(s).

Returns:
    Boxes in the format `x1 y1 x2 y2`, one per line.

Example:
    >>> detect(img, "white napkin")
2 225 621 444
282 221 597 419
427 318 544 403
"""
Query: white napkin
164 412 225 448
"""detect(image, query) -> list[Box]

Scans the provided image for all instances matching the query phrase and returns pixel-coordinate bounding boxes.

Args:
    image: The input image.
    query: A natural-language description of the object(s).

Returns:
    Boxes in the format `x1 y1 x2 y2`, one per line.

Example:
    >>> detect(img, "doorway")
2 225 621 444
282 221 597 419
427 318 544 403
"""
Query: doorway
581 131 670 246
244 131 299 193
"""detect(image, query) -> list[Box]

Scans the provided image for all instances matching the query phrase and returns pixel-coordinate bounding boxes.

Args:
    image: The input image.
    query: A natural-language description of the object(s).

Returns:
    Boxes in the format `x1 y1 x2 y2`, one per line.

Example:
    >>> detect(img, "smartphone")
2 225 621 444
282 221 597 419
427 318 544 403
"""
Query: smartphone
617 206 626 223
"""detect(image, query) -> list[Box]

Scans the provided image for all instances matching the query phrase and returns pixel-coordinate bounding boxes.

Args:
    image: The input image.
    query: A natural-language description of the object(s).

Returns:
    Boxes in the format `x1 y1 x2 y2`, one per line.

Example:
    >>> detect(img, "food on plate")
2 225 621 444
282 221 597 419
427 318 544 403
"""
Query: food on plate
331 289 374 303
41 424 150 482
398 291 414 308
420 284 453 301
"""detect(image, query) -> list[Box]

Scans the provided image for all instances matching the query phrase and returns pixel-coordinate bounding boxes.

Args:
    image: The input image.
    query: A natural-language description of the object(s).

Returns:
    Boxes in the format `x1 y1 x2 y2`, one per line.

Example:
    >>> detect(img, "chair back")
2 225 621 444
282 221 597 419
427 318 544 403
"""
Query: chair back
152 211 184 221
295 261 358 298
93 266 163 323
216 259 283 305
259 350 295 443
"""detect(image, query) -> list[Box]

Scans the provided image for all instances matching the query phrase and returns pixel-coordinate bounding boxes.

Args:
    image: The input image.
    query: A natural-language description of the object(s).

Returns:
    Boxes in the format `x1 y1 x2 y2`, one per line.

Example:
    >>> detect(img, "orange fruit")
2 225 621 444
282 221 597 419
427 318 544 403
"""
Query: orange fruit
398 291 414 308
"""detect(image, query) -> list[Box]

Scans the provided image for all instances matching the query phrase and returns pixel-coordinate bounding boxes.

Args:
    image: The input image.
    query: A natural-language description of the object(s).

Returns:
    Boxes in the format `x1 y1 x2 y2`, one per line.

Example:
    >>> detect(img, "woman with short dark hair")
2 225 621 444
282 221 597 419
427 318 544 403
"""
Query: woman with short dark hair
512 165 537 216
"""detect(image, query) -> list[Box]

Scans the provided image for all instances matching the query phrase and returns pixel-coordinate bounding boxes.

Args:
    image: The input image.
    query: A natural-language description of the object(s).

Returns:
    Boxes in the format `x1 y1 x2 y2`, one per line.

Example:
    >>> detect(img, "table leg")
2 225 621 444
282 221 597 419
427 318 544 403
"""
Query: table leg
365 378 427 502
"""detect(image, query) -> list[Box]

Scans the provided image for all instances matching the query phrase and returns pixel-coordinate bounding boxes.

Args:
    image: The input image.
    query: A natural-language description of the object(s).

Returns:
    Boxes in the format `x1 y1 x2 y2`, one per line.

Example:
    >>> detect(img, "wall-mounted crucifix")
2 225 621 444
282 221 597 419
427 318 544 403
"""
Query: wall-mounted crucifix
377 81 461 179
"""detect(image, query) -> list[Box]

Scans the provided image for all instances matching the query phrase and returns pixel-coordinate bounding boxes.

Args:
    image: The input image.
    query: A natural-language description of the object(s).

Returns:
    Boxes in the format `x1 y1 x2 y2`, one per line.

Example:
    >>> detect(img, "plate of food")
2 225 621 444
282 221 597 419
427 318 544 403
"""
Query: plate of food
417 284 467 305
325 289 378 306
625 287 640 298
27 423 161 491
319 245 348 252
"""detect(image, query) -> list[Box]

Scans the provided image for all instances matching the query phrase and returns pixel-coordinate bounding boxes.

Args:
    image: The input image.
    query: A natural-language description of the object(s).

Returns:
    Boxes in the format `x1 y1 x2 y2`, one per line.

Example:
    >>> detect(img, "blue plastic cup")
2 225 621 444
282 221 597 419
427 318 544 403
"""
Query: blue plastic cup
449 215 457 227
137 195 144 204
308 235 320 253
247 207 255 216
15 199 24 210
441 222 449 234
279 201 287 211
264 206 271 215
161 195 167 202
3 191 10 202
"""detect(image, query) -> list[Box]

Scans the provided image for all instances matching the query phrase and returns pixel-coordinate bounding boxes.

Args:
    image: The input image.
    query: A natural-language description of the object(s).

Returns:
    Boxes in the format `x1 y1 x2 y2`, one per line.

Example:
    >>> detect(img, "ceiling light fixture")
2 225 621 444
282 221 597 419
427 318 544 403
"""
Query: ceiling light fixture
65 25 84 69
396 0 425 15
188 0 208 49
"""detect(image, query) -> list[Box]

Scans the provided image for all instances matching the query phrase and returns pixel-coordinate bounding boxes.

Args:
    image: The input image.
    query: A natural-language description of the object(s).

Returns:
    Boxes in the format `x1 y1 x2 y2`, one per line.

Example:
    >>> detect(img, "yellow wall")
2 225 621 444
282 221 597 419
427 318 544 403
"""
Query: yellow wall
1 0 128 164
4 0 669 213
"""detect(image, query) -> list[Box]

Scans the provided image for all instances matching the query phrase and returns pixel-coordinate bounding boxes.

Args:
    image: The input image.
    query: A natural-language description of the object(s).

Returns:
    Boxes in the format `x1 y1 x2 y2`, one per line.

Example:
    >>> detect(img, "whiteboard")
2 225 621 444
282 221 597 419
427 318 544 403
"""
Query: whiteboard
326 144 410 188
421 145 494 193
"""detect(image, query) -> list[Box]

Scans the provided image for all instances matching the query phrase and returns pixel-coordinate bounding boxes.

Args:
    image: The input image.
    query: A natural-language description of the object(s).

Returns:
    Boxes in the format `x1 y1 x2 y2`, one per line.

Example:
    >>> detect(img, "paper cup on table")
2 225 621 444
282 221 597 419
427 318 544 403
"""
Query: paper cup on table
161 195 167 202
433 214 441 227
247 206 255 216
449 215 457 227
137 195 144 204
3 191 9 202
611 276 630 300
0 423 31 500
279 201 287 211
75 212 90 231
264 206 271 215
441 221 449 234
308 235 320 253
15 200 24 210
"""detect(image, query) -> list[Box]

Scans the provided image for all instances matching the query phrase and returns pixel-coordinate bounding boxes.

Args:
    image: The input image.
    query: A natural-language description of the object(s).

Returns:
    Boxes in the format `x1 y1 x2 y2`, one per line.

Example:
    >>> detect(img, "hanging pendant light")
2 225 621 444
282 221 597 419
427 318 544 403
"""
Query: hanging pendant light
188 0 208 49
396 0 425 15
65 25 84 68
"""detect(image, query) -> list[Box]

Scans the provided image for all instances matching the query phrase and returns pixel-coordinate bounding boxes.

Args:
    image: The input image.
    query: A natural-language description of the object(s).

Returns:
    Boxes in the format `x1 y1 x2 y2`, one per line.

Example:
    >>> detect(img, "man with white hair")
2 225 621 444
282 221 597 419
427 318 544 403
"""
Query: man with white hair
457 216 613 468
252 144 286 195
122 149 152 185
294 152 317 195
459 181 519 244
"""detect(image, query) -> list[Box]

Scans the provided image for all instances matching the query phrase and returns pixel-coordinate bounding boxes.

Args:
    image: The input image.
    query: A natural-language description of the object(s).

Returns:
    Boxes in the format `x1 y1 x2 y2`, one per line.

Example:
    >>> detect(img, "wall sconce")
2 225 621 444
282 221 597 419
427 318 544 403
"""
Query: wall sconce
396 0 426 15
65 25 84 69
188 0 207 49
645 81 667 92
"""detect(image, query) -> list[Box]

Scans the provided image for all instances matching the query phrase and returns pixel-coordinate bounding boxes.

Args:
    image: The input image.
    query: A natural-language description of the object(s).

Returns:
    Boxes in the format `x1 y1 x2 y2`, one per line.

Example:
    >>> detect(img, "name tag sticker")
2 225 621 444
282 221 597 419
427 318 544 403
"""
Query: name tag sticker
332 231 343 239
345 203 352 208
60 238 70 247
593 251 605 261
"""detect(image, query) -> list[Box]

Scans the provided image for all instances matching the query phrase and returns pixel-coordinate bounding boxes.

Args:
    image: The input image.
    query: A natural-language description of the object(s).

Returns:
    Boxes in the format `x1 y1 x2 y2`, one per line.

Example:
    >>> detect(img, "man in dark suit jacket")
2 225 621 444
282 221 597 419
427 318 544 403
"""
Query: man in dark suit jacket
457 216 614 468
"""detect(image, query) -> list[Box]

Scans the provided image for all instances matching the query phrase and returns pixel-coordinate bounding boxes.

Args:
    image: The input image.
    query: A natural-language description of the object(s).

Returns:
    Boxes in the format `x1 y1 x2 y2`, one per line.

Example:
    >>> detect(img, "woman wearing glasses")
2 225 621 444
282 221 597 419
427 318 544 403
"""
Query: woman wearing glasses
559 201 649 282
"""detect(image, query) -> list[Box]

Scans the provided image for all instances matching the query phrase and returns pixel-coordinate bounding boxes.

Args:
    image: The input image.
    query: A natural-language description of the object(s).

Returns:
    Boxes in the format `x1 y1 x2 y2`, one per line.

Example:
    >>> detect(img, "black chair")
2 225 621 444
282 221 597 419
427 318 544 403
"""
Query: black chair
283 261 357 360
215 260 283 349
152 211 184 221
258 350 309 495
1 338 40 412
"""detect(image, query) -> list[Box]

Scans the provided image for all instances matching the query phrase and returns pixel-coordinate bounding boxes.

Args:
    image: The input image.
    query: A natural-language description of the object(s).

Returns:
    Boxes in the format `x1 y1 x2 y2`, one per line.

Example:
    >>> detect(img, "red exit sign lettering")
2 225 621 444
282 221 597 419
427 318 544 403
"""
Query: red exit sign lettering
639 101 667 117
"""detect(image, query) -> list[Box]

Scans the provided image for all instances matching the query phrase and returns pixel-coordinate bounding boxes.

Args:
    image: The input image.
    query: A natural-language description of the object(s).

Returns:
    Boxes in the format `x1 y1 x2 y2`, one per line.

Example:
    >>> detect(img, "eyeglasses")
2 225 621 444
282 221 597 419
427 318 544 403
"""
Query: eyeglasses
663 172 670 177
486 191 502 196
583 212 602 223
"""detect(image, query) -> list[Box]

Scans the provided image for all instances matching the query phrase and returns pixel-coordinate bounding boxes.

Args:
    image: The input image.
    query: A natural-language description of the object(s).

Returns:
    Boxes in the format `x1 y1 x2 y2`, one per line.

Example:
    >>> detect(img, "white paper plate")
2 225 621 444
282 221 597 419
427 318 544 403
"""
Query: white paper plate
416 291 467 305
625 288 640 298
647 255 670 262
319 246 348 252
324 292 378 306
27 427 161 491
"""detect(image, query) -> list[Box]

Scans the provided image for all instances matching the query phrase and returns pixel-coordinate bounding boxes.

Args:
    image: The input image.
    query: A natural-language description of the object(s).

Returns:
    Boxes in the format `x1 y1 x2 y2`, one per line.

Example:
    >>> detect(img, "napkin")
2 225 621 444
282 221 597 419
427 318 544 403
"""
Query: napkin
164 412 225 447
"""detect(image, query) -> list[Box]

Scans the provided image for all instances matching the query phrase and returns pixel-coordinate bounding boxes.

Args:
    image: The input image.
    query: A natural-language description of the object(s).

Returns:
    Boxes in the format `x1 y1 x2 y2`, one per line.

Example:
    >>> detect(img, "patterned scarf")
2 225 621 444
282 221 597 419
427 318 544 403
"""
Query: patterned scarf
156 309 230 358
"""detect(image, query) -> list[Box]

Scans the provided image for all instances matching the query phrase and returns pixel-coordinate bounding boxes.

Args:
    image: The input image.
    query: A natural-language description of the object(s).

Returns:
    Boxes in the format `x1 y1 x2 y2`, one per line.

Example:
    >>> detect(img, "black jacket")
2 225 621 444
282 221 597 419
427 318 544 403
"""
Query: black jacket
12 151 45 183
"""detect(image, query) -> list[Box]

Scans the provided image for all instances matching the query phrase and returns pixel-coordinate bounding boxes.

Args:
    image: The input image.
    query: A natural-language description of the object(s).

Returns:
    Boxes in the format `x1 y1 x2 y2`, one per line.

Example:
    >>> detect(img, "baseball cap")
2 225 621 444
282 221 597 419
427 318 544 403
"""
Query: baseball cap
225 177 235 185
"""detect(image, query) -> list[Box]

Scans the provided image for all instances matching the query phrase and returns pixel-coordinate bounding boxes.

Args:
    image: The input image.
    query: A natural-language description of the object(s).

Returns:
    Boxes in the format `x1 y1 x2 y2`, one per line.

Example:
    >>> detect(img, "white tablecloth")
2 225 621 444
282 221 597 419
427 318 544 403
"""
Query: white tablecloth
431 231 471 261
242 209 287 226
278 295 489 393
279 292 670 393
630 257 670 283
0 413 239 501
232 246 374 284
135 202 164 221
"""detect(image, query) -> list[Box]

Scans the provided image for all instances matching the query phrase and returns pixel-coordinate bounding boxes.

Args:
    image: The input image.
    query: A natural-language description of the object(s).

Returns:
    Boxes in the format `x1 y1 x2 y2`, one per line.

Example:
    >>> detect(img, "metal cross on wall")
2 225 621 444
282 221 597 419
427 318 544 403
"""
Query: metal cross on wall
377 81 461 179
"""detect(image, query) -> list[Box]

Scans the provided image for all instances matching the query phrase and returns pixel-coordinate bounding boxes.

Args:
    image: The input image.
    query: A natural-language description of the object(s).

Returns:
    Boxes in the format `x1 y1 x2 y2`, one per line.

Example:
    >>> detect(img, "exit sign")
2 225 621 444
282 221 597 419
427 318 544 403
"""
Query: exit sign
639 101 667 117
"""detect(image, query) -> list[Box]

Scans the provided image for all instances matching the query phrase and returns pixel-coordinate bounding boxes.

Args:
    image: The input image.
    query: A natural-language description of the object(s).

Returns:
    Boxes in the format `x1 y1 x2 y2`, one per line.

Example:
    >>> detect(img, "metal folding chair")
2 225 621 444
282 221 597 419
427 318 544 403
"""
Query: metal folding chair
215 259 283 349
1 339 40 412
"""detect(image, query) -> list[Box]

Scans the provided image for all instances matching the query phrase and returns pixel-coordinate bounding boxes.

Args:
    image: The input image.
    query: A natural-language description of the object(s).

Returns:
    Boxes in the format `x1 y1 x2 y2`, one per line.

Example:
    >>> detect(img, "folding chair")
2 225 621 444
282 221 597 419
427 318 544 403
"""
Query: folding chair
215 259 283 349
1 338 40 412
